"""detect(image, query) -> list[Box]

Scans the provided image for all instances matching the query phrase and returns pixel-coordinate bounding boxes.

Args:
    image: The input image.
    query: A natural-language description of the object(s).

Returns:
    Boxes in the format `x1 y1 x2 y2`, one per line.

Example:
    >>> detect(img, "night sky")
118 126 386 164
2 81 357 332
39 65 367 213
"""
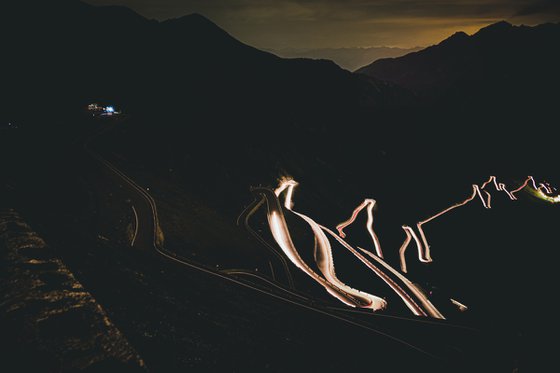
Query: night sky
86 0 559 48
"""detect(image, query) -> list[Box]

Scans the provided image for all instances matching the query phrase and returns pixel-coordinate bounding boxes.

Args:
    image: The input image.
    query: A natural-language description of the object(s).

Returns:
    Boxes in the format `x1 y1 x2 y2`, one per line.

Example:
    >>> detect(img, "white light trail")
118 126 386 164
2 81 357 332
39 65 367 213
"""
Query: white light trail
402 176 558 273
399 225 430 274
268 204 361 308
409 185 483 271
325 228 428 317
450 298 468 312
253 175 557 317
272 178 443 317
336 199 384 258
273 180 387 311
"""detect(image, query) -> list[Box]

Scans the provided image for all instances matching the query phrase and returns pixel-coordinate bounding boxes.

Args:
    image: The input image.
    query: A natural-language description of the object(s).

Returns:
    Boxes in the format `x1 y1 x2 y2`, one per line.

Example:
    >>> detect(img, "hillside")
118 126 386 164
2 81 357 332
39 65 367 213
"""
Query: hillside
0 210 146 372
357 21 560 109
3 0 407 127
268 46 423 71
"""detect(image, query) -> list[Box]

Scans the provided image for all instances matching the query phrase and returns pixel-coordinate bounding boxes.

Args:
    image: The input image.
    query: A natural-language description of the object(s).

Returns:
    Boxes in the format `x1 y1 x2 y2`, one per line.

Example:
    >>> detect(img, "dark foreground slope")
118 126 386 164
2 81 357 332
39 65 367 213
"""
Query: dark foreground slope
1 125 516 373
0 209 146 372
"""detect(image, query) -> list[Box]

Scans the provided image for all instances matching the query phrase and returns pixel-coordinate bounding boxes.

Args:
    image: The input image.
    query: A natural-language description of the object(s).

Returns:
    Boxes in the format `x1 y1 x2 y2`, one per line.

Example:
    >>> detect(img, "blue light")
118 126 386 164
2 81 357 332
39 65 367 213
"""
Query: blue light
106 106 115 113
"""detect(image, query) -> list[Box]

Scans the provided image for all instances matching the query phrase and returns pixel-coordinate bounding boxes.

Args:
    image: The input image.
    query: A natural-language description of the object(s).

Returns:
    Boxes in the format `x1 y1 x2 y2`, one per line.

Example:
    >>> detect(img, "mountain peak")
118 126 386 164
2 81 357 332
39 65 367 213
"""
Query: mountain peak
476 20 512 35
161 12 228 35
451 31 469 38
356 20 559 106
183 13 212 22
439 31 469 45
166 13 217 27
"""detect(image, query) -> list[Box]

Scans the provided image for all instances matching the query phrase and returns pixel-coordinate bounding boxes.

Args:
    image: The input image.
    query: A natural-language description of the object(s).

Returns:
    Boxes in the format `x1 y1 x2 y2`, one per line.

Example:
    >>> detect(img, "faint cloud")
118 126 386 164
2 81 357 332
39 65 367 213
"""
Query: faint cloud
84 0 560 49
225 2 318 22
515 0 560 16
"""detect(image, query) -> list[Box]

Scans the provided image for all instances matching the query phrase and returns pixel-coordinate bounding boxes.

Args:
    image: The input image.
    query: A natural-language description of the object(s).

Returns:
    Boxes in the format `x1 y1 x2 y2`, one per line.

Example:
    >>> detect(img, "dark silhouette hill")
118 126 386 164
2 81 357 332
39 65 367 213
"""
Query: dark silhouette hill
268 46 423 71
356 21 560 110
2 0 407 127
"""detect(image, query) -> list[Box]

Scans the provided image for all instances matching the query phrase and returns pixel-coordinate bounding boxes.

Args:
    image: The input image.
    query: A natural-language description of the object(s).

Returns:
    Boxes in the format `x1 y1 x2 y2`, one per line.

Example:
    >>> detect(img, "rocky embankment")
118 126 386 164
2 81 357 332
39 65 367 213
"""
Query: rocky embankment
0 209 147 372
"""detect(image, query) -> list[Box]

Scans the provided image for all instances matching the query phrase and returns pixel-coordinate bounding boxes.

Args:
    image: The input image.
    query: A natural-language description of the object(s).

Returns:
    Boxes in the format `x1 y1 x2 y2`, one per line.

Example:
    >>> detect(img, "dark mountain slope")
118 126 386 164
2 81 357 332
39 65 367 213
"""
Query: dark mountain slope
357 21 560 109
2 0 407 127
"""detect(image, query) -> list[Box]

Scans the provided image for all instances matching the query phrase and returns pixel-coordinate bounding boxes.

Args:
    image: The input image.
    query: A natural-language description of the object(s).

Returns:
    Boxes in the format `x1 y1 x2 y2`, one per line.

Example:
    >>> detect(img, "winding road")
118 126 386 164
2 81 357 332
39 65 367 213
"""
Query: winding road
83 119 494 363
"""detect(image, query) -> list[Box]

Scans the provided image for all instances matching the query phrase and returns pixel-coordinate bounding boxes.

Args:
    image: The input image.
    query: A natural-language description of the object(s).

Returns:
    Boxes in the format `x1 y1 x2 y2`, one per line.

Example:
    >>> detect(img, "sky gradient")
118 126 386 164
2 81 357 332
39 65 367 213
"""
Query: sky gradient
85 0 560 49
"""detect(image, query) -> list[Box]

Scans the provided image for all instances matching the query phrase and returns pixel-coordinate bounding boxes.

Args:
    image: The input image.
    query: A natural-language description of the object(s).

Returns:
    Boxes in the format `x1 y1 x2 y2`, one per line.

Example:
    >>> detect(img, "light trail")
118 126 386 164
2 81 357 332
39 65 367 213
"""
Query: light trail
253 175 557 317
353 245 444 319
480 175 499 191
272 178 444 317
131 205 139 247
499 184 516 200
272 181 387 311
237 196 295 289
293 210 388 311
516 177 560 203
399 225 430 273
336 199 384 258
535 190 560 203
398 228 412 273
86 126 451 355
450 298 468 312
510 176 533 196
410 185 483 271
336 182 491 274
267 208 357 308
256 186 382 309
510 176 555 198
326 228 428 317
402 175 558 273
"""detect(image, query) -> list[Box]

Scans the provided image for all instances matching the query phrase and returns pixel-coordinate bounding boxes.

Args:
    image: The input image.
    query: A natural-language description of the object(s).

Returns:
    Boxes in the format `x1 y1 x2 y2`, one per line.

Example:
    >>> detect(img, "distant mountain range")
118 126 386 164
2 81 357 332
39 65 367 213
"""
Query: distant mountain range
356 21 560 109
3 1 559 139
3 0 407 126
267 46 423 72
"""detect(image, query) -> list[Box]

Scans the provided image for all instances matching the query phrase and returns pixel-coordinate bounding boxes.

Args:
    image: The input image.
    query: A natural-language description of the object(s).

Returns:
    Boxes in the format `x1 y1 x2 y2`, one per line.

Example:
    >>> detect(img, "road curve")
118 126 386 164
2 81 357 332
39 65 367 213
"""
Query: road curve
83 122 479 359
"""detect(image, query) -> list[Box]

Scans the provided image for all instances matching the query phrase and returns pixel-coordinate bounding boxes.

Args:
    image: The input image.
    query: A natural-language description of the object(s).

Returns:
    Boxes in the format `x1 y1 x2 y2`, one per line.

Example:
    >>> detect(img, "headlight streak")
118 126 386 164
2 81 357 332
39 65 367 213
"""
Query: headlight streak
398 228 413 273
294 210 388 311
264 195 359 308
252 175 557 318
273 180 387 311
536 191 560 203
520 176 560 203
335 182 492 272
399 226 428 273
272 178 444 317
325 227 428 317
336 199 384 258
450 298 468 312
402 175 559 274
511 176 555 198
353 245 445 320
410 185 485 272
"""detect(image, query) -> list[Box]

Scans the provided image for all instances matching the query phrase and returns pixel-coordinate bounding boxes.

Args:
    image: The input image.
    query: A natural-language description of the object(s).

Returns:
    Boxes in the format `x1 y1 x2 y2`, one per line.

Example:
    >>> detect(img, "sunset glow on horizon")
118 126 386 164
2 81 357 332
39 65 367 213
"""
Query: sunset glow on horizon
85 0 559 50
